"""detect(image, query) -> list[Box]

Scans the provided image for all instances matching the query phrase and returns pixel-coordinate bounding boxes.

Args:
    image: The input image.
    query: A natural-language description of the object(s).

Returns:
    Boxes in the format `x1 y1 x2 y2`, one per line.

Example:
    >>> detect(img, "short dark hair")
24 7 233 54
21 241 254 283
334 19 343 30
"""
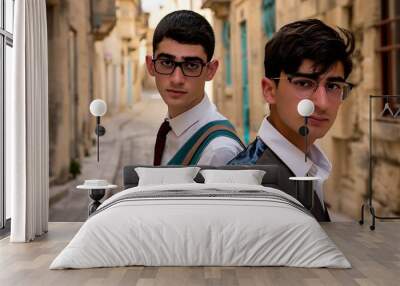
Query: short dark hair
152 10 215 61
264 19 355 79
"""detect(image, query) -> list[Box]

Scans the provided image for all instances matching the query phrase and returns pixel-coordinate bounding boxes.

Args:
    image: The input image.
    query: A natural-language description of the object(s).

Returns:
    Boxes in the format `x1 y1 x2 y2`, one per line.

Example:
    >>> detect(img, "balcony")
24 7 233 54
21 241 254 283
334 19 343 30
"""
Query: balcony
135 13 149 39
91 0 117 41
202 0 231 18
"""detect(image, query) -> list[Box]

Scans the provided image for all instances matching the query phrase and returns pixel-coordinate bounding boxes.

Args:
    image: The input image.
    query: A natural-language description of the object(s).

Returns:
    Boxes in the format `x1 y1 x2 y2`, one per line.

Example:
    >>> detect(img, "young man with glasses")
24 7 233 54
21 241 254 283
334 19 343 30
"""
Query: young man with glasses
229 19 355 221
146 10 244 166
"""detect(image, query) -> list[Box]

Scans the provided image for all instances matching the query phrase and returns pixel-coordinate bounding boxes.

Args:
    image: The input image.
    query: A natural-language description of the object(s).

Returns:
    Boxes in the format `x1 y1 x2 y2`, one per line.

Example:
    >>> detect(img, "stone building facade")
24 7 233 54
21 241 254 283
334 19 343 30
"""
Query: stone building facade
46 0 150 184
203 0 271 145
46 0 113 183
205 0 400 219
94 0 149 113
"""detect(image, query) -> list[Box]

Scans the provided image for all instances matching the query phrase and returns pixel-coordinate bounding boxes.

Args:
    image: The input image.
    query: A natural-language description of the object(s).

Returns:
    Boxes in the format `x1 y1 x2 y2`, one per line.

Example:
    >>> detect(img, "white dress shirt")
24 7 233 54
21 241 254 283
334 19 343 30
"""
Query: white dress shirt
160 95 244 166
257 118 332 208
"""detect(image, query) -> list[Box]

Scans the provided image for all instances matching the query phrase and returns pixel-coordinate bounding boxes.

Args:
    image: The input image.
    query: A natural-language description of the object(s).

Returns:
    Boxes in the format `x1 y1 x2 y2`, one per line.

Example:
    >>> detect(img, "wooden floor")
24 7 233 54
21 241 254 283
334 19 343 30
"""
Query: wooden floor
0 222 399 286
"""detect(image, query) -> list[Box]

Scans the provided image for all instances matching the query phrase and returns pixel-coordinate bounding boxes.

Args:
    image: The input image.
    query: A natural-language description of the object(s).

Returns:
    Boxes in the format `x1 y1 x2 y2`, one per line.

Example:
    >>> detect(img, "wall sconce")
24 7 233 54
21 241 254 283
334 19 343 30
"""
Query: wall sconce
89 99 107 162
289 99 318 211
297 99 314 163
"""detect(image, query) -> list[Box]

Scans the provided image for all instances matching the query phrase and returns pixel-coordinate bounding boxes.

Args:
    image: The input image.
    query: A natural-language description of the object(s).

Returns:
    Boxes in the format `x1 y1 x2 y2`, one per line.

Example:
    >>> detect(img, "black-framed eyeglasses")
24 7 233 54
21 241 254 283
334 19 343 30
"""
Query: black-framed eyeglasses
270 73 355 101
152 58 208 77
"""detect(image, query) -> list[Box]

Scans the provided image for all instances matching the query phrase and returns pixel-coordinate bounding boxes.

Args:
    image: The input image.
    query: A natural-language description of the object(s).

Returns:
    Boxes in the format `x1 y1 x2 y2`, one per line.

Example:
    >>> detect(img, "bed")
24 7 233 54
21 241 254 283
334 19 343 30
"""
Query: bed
50 165 350 269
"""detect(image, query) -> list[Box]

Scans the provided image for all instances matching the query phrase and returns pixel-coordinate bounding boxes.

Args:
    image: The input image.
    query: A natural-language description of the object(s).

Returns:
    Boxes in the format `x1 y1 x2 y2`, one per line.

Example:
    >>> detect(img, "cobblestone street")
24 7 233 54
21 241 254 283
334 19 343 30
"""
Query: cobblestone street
49 91 166 222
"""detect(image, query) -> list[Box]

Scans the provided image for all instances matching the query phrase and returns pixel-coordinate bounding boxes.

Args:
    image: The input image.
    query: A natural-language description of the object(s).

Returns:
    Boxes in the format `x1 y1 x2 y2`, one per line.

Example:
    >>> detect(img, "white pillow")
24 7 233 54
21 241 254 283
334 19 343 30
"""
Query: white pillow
135 167 200 186
200 169 266 185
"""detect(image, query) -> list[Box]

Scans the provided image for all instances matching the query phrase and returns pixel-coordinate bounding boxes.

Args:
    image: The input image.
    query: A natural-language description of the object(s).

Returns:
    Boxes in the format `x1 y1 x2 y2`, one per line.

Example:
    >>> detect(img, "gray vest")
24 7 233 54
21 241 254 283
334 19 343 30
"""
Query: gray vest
229 137 330 222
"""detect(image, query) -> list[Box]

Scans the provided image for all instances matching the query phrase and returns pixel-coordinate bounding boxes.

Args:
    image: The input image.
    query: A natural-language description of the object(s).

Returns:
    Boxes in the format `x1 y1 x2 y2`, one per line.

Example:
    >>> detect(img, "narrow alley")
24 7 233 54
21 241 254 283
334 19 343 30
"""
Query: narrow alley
49 91 166 222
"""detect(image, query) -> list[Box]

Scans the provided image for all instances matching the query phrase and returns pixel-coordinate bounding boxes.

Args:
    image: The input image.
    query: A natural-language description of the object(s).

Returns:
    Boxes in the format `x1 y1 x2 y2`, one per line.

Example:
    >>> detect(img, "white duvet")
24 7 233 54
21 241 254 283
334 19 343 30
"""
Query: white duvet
50 183 350 269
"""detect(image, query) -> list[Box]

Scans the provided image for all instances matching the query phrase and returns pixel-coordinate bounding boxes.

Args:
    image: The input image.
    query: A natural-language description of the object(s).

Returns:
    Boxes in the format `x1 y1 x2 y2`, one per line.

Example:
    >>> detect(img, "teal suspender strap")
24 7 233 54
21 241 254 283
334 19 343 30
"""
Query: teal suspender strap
167 120 244 166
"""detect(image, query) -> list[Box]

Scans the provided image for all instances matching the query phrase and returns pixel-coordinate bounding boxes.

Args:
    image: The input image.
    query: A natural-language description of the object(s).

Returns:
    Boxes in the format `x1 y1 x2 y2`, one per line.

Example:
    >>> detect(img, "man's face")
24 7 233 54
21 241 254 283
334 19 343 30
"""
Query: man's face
262 59 345 148
146 38 218 118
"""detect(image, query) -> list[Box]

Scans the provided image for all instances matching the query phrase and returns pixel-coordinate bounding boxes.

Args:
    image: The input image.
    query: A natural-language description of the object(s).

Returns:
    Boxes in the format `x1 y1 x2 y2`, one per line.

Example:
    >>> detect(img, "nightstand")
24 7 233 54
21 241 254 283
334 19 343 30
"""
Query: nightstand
77 180 118 215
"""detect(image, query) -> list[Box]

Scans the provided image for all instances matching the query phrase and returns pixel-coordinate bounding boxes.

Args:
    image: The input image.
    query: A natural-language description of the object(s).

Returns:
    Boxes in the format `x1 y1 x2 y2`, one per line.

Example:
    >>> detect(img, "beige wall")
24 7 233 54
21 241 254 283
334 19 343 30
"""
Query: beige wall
47 0 94 183
208 0 400 219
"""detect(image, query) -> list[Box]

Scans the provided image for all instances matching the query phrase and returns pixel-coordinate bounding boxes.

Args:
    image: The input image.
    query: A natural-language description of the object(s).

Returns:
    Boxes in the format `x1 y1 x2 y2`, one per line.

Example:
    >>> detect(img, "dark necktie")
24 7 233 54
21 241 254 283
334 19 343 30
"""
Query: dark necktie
153 120 172 166
311 193 330 221
308 165 330 221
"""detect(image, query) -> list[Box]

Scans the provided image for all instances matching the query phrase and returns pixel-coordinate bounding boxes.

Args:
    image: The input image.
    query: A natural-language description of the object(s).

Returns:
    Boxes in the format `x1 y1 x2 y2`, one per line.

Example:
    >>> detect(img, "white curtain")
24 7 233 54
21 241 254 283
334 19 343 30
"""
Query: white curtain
8 0 49 242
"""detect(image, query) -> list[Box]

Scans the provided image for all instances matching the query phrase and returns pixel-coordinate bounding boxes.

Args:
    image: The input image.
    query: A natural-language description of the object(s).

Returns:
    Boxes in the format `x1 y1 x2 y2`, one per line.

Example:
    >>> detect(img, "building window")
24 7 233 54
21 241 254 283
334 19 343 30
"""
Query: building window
222 20 232 87
378 0 400 118
262 0 275 38
1 0 15 230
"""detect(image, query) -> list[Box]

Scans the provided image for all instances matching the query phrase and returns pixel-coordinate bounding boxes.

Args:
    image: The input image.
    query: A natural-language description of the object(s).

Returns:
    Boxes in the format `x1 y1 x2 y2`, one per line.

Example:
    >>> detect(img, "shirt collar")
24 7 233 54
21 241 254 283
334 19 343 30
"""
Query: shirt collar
167 94 214 137
257 117 331 178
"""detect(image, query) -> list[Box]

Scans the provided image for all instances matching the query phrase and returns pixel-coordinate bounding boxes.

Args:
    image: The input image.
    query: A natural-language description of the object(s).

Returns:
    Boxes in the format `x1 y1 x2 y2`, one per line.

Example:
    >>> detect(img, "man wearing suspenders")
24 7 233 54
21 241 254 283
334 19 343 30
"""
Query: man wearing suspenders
229 19 356 222
146 10 244 166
